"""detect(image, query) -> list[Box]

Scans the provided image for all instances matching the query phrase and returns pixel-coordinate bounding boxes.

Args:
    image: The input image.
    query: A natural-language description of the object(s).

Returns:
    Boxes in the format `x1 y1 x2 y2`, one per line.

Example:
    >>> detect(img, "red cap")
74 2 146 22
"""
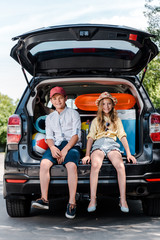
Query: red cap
50 86 66 98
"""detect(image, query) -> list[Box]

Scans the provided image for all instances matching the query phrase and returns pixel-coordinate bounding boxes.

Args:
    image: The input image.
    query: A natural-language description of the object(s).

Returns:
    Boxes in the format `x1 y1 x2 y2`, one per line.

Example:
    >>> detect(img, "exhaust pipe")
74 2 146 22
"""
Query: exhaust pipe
136 186 148 196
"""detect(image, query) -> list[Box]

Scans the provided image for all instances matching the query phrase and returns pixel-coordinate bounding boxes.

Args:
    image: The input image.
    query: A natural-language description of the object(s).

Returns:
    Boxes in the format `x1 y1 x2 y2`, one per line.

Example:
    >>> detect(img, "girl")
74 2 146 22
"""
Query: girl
82 92 136 213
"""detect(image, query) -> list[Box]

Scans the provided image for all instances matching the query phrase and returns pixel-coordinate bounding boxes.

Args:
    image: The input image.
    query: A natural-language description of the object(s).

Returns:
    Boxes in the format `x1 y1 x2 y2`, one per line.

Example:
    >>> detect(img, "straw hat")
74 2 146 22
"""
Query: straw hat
95 92 118 106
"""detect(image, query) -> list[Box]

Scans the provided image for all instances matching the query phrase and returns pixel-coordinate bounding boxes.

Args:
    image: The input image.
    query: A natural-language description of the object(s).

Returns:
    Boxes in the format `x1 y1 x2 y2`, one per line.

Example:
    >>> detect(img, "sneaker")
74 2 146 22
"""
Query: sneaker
32 198 49 210
65 203 76 219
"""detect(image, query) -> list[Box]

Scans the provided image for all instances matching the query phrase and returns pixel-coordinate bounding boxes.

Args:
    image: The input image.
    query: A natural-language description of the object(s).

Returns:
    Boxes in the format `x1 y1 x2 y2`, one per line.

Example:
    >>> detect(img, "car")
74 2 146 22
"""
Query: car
3 24 160 217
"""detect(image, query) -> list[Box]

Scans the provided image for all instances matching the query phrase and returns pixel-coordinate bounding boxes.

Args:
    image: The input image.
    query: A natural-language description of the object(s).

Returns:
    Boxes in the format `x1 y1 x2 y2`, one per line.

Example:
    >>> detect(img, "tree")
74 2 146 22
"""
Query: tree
144 0 160 49
143 0 160 109
143 58 160 109
0 93 18 146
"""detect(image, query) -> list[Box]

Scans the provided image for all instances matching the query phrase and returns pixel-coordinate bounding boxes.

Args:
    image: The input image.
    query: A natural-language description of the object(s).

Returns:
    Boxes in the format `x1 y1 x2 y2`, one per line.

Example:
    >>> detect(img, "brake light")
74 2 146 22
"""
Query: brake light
150 113 160 142
73 48 96 53
129 34 137 41
7 114 21 144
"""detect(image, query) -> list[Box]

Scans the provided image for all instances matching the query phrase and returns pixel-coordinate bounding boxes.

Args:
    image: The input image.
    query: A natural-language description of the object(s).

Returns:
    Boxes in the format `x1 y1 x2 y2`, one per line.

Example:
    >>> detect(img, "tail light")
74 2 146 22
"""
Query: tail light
7 114 21 145
146 178 160 182
150 113 160 142
5 179 27 183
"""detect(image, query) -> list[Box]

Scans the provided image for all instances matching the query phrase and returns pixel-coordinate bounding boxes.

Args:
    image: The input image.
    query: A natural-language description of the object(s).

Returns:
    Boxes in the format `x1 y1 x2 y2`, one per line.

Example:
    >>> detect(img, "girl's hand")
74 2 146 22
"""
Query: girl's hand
82 155 91 165
127 154 137 164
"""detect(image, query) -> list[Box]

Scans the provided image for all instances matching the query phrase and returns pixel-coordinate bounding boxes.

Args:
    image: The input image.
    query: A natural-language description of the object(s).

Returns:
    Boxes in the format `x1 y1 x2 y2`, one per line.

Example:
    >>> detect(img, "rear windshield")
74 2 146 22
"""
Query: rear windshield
30 40 138 57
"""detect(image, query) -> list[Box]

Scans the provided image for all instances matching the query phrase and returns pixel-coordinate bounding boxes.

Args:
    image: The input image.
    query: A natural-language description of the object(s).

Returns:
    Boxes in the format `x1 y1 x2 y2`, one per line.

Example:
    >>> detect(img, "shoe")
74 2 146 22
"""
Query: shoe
65 203 76 219
87 199 97 212
119 203 129 213
32 198 49 210
87 204 97 212
119 197 129 213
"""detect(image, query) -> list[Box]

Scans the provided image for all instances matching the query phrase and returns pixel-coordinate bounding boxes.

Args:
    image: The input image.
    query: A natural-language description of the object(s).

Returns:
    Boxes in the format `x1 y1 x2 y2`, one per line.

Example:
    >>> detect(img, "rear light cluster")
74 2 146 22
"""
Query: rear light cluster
150 113 160 142
6 179 27 183
7 114 21 145
146 178 160 182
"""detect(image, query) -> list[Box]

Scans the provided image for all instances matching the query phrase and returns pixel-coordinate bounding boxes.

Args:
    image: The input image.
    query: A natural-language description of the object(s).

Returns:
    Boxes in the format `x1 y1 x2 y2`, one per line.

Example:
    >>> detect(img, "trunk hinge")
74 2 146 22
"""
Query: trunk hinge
16 51 32 90
139 51 152 88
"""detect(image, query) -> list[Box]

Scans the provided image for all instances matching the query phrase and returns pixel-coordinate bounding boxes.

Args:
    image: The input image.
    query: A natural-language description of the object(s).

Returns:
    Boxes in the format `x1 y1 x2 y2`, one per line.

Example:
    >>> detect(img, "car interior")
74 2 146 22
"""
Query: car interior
26 77 144 160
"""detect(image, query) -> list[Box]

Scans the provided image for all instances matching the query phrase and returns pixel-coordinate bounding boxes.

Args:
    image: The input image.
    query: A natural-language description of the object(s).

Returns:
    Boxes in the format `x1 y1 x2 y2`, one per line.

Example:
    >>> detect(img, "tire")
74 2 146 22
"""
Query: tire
142 198 160 216
49 199 54 213
6 199 31 217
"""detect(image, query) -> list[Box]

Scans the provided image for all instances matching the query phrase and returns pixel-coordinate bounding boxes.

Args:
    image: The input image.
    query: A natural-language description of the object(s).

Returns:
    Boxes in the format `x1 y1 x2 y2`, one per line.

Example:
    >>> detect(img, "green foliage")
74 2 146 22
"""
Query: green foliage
144 0 160 49
143 57 160 109
0 93 18 145
143 0 160 109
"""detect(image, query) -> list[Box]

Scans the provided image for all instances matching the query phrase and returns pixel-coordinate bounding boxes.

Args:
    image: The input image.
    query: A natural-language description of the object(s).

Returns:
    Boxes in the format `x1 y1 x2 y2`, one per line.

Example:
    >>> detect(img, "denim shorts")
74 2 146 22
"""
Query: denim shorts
91 137 121 156
41 141 81 166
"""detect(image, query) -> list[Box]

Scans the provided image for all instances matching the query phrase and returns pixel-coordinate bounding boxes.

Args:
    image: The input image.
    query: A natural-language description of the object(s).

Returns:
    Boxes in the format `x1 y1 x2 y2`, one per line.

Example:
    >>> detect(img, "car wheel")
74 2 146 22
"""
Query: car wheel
142 198 160 216
6 199 31 217
49 199 54 213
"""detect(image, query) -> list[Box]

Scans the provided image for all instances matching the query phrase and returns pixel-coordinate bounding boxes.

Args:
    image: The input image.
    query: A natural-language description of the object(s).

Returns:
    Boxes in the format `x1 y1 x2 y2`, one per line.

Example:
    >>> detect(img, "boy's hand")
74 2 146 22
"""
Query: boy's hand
58 147 68 164
50 145 62 159
82 155 91 165
57 156 64 164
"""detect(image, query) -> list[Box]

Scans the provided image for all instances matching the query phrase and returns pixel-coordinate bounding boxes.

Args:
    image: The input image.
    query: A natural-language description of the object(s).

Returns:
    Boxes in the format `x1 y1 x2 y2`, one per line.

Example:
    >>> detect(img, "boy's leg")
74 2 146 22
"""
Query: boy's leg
63 146 80 204
64 147 80 218
32 159 53 210
65 161 77 219
65 162 78 205
32 147 55 210
40 158 53 201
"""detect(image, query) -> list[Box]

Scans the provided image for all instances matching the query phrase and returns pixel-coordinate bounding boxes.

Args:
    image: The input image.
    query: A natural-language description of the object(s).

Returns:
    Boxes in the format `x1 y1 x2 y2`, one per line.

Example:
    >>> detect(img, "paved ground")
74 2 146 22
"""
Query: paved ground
1 152 160 240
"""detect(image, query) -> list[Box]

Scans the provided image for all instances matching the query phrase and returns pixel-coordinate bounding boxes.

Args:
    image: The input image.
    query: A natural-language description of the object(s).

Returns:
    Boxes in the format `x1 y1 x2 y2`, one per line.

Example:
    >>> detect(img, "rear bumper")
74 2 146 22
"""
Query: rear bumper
3 173 160 200
4 149 160 200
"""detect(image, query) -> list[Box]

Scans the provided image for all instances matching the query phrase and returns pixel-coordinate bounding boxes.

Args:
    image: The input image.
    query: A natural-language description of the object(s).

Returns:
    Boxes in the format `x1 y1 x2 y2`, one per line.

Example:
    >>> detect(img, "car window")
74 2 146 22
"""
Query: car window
47 98 77 109
30 40 138 55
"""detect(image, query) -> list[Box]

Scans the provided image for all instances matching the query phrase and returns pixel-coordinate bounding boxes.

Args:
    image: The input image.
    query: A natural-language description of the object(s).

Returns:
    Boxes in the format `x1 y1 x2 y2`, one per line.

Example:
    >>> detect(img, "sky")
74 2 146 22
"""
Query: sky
0 0 149 101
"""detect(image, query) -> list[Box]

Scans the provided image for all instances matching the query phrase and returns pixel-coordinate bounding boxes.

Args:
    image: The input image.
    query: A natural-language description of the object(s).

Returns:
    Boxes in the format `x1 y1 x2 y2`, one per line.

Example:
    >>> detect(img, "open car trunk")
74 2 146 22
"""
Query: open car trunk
22 76 147 166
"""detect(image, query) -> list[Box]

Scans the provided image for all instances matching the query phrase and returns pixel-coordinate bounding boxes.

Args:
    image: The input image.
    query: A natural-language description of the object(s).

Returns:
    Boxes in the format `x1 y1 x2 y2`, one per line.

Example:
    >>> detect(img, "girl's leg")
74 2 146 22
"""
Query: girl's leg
89 150 104 208
107 150 128 208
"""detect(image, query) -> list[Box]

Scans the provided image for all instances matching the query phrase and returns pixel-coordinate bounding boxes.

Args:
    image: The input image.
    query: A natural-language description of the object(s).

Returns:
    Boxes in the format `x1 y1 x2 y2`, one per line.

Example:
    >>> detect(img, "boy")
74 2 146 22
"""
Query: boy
32 86 81 219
